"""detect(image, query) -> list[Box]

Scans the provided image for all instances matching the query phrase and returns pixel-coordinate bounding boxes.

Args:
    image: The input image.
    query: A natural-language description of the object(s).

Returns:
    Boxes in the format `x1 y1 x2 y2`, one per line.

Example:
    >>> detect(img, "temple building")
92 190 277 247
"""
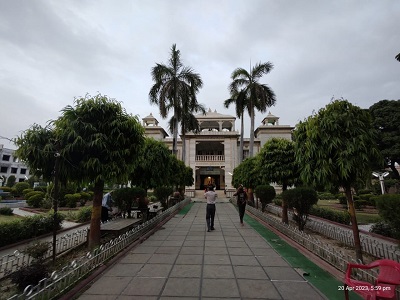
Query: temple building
142 109 293 196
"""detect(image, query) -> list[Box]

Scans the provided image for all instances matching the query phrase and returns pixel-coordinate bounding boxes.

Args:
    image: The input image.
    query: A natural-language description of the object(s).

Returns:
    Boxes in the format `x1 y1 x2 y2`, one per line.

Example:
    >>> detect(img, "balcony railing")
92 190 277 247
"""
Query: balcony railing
195 155 225 162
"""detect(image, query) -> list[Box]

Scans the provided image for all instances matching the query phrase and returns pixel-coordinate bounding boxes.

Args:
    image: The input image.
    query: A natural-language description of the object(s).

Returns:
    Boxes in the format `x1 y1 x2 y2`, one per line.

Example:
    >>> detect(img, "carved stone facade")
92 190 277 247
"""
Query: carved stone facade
142 109 293 192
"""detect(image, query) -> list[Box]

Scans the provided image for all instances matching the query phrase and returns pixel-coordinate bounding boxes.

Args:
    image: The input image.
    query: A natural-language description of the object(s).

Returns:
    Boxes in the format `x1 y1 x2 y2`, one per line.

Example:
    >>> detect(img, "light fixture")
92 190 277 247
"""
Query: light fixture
372 171 389 194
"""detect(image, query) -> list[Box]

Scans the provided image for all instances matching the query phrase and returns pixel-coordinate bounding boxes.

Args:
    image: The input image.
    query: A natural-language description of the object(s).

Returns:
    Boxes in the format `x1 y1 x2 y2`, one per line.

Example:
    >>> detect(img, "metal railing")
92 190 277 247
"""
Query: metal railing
263 204 400 262
0 227 89 279
8 198 189 300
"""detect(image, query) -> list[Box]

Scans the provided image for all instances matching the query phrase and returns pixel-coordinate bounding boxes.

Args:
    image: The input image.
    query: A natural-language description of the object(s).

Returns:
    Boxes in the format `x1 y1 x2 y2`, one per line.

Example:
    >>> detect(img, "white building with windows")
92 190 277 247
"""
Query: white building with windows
0 144 30 185
142 109 293 196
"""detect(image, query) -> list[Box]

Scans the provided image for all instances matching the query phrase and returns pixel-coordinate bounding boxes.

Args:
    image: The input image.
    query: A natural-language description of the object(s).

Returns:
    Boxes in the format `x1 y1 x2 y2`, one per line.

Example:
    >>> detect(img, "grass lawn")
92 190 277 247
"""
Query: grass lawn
0 214 24 223
315 199 381 224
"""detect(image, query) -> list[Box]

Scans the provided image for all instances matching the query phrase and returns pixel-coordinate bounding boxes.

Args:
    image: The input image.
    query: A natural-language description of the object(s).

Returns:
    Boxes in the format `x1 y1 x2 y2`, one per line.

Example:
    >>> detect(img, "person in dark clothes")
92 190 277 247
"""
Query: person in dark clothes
101 191 113 223
234 185 247 226
204 185 217 232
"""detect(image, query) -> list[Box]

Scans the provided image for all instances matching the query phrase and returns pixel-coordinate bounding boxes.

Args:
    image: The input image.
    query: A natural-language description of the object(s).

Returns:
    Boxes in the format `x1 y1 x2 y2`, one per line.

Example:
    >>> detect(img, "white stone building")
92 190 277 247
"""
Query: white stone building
0 144 30 185
142 109 293 196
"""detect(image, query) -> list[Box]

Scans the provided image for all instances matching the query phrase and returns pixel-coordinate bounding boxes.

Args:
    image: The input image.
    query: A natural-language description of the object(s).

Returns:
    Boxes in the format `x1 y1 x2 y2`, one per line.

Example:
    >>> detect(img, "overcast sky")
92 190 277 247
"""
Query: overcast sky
1 0 399 149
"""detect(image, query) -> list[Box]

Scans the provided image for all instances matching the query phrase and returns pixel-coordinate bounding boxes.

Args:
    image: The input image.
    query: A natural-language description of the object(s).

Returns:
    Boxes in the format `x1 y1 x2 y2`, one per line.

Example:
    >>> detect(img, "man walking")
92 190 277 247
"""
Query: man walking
101 190 113 223
234 185 247 226
204 185 217 232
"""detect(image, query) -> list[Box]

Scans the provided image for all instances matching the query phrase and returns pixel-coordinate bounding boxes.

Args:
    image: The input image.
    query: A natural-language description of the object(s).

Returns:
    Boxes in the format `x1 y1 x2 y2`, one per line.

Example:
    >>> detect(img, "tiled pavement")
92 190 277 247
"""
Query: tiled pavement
76 201 330 300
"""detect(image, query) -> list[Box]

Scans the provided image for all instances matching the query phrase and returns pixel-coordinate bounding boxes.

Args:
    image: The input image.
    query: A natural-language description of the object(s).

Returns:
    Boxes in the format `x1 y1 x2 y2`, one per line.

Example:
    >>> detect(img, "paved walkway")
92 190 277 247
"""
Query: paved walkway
75 200 345 300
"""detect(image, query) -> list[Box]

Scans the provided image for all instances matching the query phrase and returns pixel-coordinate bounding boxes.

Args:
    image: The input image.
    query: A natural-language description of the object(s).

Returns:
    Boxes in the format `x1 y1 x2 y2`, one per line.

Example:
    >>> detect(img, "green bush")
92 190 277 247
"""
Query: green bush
370 221 399 239
0 186 12 193
338 195 347 205
354 200 367 209
317 192 336 200
359 194 375 206
79 192 91 206
0 213 63 247
113 187 147 217
358 189 373 195
273 198 282 206
23 188 34 196
27 192 45 208
34 185 48 193
153 186 173 208
255 185 276 212
14 182 30 197
0 207 13 215
64 193 81 208
375 194 400 236
76 206 92 222
310 206 350 225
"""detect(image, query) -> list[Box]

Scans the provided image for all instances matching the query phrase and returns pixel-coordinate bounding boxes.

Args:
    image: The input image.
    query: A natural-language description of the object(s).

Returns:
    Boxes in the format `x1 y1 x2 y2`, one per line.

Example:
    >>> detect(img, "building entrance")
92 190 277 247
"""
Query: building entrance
196 167 225 190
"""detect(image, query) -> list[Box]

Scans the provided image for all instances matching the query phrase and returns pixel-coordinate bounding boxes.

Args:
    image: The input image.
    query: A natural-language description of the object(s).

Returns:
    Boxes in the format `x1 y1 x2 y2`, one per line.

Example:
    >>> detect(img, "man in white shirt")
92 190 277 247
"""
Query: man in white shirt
204 185 217 232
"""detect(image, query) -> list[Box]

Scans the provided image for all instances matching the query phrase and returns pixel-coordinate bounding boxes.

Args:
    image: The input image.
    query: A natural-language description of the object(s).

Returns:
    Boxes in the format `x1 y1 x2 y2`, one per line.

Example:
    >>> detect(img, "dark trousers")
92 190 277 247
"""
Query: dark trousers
101 206 109 223
238 203 246 223
206 204 216 230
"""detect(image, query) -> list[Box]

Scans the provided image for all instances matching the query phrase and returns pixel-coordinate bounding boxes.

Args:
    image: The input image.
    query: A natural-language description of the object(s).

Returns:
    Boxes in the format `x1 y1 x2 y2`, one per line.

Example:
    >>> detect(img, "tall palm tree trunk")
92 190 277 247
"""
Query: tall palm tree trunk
249 103 255 157
239 113 244 163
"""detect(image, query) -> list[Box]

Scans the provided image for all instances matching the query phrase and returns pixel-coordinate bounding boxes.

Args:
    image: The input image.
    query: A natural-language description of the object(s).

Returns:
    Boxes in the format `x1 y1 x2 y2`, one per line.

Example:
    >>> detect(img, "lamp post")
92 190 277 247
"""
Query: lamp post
372 171 389 194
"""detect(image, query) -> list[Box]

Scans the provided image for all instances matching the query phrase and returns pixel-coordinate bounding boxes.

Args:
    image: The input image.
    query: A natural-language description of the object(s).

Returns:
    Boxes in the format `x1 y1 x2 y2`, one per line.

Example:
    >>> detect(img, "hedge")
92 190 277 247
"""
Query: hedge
310 206 350 225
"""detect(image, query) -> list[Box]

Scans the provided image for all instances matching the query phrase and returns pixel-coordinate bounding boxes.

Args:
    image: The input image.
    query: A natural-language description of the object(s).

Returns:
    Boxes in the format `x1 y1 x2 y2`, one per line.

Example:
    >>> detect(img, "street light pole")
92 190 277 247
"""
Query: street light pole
372 172 389 194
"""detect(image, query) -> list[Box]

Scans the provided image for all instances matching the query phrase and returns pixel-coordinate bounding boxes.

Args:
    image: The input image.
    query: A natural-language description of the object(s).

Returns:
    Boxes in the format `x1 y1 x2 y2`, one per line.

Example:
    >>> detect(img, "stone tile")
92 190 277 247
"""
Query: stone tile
264 266 306 281
185 235 204 241
78 296 117 300
137 263 172 277
183 240 204 247
238 279 281 299
142 240 164 246
161 240 184 247
256 255 290 267
201 278 240 298
205 240 226 247
204 246 228 255
234 265 269 279
180 246 204 255
176 254 203 264
84 276 132 295
225 240 248 248
230 255 260 266
273 281 327 300
224 236 244 241
147 253 178 264
119 253 152 264
155 246 181 254
130 246 158 254
170 264 202 278
204 255 231 265
162 278 200 297
104 263 143 277
117 296 157 300
122 277 166 296
203 265 234 278
227 247 253 255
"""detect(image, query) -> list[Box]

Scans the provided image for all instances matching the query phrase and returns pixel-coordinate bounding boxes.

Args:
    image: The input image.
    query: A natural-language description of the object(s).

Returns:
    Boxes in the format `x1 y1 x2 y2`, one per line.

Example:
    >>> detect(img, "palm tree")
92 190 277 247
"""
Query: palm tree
230 62 276 157
149 44 203 156
224 89 247 163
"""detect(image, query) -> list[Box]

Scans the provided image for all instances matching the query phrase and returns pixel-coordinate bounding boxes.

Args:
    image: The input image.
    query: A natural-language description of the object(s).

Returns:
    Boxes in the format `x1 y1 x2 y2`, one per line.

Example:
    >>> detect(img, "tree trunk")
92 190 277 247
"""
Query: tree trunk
249 103 255 157
281 182 289 224
182 134 186 163
88 180 104 249
345 187 363 263
239 114 244 163
173 110 179 157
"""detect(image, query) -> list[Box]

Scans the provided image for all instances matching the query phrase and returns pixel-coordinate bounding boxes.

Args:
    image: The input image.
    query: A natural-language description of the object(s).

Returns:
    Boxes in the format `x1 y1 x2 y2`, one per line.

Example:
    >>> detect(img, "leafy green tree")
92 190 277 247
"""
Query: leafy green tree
229 62 276 157
282 187 318 231
254 185 276 212
258 138 299 223
294 99 383 262
53 94 145 248
224 88 247 163
15 124 57 182
130 138 173 191
6 175 16 187
232 156 262 205
169 156 194 190
149 44 203 157
369 100 400 179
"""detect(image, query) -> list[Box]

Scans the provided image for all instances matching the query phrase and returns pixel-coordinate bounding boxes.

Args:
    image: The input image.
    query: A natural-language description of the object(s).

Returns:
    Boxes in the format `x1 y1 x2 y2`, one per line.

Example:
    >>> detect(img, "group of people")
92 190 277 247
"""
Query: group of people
204 184 248 232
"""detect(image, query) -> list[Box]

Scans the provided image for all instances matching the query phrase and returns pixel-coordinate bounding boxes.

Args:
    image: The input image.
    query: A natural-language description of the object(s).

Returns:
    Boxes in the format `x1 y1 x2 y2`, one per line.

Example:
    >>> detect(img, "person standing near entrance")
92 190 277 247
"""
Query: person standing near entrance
101 191 113 223
234 185 247 226
204 185 217 232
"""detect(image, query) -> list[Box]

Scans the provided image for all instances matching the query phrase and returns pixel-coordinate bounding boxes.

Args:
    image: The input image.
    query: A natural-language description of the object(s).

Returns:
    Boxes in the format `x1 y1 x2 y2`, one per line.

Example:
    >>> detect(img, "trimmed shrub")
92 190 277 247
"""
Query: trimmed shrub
76 206 92 222
113 187 147 218
338 195 347 205
358 189 373 195
14 182 30 197
153 186 173 208
0 207 13 215
370 221 399 239
64 193 81 208
317 192 336 200
255 185 276 212
27 192 45 208
310 206 350 225
79 192 91 206
0 186 12 193
273 198 282 206
23 188 34 197
375 194 400 236
34 185 48 193
354 200 367 210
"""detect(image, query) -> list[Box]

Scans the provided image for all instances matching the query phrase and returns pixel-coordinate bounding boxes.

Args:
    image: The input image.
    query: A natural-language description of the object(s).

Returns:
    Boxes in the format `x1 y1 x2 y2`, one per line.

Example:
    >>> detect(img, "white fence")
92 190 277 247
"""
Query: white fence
8 198 190 300
264 204 400 263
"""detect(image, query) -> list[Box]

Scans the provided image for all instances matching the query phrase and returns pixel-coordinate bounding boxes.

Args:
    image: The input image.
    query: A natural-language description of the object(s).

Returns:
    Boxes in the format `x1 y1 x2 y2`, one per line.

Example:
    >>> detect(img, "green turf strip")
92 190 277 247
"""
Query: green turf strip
178 201 194 215
243 213 362 300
